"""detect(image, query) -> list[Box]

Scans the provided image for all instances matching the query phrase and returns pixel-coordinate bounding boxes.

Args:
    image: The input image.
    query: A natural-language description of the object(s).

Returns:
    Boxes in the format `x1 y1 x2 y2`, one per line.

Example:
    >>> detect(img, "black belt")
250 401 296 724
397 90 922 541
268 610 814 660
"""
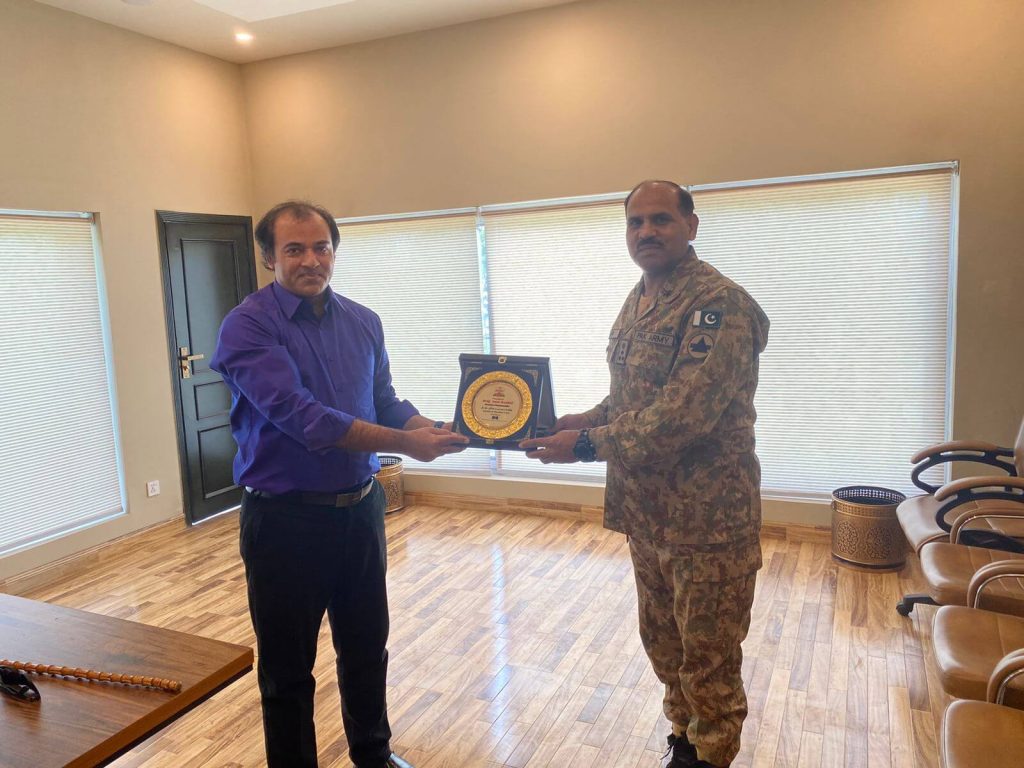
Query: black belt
245 478 374 508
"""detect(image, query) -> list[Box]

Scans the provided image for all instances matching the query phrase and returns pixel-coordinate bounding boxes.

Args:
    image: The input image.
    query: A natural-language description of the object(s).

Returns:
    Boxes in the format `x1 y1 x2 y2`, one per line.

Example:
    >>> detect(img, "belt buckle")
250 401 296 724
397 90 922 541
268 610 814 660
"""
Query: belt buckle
349 479 372 506
329 479 372 507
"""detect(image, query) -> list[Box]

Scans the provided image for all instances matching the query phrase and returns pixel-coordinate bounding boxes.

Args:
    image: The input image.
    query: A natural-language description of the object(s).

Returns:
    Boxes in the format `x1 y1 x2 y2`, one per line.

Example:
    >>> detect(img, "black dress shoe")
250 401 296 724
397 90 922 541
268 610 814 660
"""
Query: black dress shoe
661 733 698 767
385 754 414 768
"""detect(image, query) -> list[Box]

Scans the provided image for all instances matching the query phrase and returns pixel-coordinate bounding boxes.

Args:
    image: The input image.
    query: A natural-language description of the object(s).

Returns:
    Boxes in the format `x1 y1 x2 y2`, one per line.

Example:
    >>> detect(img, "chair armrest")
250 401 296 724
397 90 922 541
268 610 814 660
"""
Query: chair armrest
910 443 1016 494
930 477 1024 532
950 500 1024 544
911 440 1008 462
967 559 1024 608
935 476 1024 501
987 648 1024 705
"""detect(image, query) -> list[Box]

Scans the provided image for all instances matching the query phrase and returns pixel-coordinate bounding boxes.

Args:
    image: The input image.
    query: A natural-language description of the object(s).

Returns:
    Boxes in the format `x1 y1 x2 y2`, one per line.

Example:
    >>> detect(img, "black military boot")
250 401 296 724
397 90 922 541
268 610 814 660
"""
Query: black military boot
660 732 698 767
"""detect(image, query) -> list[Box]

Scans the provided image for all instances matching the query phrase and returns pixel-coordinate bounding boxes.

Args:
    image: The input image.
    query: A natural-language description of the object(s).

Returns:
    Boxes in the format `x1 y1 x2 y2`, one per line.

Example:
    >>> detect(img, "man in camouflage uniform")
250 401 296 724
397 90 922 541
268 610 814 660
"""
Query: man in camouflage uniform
521 180 769 768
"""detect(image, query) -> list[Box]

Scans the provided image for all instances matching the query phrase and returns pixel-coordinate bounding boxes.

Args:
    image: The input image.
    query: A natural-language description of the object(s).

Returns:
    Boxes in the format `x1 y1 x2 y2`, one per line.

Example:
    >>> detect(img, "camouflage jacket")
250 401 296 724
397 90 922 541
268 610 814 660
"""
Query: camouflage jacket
587 250 770 550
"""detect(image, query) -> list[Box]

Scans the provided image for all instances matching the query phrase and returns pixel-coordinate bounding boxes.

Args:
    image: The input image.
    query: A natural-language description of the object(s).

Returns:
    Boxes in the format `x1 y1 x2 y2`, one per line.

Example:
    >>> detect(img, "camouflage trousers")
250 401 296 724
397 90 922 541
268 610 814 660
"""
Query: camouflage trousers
629 536 760 767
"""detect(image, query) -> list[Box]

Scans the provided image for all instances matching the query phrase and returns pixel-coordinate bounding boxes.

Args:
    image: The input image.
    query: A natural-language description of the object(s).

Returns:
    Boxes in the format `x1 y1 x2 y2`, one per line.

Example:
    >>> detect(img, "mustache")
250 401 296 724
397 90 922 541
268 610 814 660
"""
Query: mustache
637 237 662 248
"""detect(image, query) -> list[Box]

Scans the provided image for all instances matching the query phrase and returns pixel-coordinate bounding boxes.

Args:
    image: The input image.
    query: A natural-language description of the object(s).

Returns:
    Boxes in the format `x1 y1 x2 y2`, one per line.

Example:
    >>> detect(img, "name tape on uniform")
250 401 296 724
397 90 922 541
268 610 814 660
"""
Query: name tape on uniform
634 330 677 348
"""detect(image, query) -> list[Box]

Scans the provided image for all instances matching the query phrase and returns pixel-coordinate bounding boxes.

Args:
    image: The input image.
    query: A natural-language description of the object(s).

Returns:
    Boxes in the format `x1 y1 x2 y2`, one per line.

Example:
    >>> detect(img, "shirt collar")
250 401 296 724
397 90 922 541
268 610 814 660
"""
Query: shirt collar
631 245 700 304
271 282 340 320
661 246 701 294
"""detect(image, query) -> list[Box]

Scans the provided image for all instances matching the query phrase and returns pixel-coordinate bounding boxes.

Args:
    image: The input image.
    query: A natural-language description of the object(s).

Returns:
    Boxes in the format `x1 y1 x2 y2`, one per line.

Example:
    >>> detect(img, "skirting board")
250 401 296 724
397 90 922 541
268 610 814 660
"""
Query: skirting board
402 471 833 532
0 519 179 596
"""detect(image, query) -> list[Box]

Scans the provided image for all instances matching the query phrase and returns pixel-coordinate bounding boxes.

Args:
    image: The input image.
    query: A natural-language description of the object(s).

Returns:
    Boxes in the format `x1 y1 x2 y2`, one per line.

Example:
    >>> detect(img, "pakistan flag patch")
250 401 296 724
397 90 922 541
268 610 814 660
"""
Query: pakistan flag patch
692 309 723 329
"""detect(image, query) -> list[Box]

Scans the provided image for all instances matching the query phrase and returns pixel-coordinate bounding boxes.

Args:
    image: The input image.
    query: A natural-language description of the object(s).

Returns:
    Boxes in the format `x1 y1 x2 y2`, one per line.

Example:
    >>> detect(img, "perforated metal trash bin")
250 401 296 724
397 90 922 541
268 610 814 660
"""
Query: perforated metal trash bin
375 455 405 514
831 485 907 570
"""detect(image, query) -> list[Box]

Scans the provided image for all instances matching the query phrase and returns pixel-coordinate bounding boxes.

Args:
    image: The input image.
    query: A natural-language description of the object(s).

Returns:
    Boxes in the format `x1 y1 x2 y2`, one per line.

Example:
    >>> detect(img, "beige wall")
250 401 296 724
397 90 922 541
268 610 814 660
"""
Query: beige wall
0 0 252 580
242 0 1024 457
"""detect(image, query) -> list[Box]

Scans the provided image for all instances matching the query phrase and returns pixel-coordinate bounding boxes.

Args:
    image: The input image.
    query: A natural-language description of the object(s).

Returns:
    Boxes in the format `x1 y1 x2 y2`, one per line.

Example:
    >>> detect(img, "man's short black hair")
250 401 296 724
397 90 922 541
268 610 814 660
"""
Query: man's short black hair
254 200 341 269
624 180 695 216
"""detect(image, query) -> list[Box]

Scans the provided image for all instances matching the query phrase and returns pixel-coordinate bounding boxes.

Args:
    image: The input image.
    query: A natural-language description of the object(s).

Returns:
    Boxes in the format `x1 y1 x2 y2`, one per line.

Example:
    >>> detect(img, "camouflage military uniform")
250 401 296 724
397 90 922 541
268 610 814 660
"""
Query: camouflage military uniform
586 248 769 767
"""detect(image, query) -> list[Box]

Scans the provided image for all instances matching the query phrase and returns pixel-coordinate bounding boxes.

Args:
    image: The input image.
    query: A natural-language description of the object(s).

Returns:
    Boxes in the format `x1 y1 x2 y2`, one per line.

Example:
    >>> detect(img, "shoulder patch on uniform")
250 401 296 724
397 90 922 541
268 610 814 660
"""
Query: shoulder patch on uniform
634 330 676 348
687 333 715 359
692 309 723 329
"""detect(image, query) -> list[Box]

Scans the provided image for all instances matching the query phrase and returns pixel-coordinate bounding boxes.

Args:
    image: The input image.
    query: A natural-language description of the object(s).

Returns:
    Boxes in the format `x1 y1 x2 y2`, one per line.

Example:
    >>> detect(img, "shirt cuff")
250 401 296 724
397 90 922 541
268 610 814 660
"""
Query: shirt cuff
582 404 608 428
588 425 612 462
377 399 420 430
303 408 354 452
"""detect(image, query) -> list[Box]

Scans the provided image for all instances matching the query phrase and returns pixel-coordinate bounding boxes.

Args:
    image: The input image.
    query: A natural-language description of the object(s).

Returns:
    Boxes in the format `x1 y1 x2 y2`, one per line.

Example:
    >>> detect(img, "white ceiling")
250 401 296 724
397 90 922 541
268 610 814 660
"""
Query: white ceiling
32 0 582 63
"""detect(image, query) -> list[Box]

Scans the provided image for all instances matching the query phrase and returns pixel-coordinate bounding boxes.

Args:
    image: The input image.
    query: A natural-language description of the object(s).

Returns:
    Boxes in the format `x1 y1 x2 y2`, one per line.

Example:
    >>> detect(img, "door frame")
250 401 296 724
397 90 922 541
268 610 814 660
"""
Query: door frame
156 210 257 524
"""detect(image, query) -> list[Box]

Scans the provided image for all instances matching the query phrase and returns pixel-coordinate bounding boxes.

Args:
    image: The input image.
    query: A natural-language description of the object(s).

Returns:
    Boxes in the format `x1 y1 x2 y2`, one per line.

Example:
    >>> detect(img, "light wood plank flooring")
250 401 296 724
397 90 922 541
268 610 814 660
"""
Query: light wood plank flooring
14 506 946 767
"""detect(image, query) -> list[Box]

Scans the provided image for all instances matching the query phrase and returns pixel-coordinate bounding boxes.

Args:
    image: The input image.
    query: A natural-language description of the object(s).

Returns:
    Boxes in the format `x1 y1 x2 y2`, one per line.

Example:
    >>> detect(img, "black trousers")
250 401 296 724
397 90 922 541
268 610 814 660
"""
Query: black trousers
240 481 392 767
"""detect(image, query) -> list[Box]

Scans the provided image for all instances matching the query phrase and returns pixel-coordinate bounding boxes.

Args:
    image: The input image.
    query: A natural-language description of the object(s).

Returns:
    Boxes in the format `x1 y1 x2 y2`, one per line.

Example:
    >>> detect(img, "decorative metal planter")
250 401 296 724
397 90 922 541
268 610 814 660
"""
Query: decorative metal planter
376 455 405 514
831 485 907 570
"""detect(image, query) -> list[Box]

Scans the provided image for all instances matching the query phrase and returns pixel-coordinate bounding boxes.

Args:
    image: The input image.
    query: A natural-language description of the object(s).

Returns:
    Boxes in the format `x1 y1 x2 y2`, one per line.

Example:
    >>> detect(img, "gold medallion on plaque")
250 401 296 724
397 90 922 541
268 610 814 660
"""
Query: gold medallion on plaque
460 370 533 440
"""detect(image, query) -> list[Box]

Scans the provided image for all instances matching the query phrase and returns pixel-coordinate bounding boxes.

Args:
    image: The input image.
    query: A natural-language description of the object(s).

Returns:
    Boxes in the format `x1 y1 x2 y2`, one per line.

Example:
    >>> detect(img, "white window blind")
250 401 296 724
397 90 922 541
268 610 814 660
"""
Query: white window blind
692 170 954 496
483 203 639 480
335 164 954 497
334 214 489 473
0 213 124 555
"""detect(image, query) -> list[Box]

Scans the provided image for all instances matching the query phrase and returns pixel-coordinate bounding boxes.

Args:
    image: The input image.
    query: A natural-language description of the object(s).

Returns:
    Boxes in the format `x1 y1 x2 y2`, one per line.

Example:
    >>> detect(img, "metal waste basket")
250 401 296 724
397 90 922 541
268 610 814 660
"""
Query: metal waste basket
831 485 907 570
375 455 405 514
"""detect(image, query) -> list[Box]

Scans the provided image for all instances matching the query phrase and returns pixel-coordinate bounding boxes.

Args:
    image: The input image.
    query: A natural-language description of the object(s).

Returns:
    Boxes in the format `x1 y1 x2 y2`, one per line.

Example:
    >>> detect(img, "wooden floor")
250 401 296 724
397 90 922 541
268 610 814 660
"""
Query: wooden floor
14 506 946 767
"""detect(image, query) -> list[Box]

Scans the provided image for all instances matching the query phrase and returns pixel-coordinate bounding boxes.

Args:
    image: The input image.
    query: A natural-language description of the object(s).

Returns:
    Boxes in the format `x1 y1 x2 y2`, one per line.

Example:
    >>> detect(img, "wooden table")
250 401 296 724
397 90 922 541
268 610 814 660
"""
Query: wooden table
0 593 253 768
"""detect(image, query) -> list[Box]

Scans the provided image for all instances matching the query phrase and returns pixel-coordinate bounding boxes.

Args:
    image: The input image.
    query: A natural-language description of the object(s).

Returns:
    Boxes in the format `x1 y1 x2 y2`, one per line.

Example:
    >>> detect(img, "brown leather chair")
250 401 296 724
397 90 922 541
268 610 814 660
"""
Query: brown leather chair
898 545 1024 616
932 606 1024 708
940 650 1024 768
897 417 1024 555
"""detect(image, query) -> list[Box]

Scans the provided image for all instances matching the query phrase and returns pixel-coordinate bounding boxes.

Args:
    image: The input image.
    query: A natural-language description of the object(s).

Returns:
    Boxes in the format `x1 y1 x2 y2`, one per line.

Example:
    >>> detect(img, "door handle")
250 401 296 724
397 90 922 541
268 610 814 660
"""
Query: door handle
178 346 205 379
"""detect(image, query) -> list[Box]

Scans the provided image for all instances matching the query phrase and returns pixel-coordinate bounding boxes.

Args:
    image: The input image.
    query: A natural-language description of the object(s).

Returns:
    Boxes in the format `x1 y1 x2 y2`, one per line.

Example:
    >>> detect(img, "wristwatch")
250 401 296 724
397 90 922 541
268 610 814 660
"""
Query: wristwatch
433 420 445 429
573 428 598 462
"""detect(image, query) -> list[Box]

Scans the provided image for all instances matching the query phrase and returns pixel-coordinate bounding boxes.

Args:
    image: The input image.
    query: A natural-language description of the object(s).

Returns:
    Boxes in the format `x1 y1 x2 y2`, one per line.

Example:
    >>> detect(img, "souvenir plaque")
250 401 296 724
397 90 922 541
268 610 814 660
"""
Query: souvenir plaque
454 354 556 450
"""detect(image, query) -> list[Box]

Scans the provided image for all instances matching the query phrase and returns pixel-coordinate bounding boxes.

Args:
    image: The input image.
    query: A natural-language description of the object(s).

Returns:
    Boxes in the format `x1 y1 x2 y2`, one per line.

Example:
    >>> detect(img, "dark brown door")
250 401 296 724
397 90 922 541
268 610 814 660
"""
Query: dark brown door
158 212 257 524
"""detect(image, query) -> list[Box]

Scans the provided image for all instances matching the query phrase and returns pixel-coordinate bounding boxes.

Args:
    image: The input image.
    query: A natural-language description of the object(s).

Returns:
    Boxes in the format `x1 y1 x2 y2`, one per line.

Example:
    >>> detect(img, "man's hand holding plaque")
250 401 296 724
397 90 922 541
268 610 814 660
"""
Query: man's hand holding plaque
518 413 593 463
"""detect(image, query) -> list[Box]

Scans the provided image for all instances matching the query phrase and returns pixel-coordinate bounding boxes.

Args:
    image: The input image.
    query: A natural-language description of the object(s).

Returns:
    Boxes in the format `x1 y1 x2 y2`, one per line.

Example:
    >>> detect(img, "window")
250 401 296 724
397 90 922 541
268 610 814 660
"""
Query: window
334 212 489 473
692 169 955 496
482 202 639 480
0 211 124 555
335 163 956 497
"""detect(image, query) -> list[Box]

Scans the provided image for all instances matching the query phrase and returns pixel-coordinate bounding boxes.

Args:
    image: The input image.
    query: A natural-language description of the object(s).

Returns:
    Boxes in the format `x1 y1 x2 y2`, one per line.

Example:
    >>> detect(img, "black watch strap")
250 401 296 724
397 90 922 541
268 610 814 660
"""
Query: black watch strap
573 428 598 462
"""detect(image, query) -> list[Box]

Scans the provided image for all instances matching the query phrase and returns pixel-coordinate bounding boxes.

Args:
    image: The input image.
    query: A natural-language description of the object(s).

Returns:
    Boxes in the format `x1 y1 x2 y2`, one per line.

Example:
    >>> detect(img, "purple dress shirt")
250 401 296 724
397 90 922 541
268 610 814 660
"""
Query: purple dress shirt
211 282 418 494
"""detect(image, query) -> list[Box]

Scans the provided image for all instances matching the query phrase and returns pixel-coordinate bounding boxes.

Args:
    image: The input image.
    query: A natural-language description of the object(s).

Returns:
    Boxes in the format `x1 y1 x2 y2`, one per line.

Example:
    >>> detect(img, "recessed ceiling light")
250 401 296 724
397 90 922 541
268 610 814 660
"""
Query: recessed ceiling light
235 32 254 43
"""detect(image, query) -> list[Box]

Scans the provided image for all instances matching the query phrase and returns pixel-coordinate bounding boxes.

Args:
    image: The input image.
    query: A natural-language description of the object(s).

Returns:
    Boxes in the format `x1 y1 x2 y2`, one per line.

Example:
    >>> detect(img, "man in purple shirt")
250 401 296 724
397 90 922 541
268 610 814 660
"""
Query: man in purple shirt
211 201 467 768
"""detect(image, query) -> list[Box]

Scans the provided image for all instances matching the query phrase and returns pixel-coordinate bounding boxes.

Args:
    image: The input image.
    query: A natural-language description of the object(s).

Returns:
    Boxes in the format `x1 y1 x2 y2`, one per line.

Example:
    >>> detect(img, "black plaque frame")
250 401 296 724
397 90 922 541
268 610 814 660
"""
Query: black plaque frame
453 354 556 450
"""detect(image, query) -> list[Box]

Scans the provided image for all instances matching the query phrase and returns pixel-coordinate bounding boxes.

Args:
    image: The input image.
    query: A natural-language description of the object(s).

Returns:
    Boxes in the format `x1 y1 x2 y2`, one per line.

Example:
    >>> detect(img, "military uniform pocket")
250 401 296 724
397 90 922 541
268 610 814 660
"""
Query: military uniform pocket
626 343 676 385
